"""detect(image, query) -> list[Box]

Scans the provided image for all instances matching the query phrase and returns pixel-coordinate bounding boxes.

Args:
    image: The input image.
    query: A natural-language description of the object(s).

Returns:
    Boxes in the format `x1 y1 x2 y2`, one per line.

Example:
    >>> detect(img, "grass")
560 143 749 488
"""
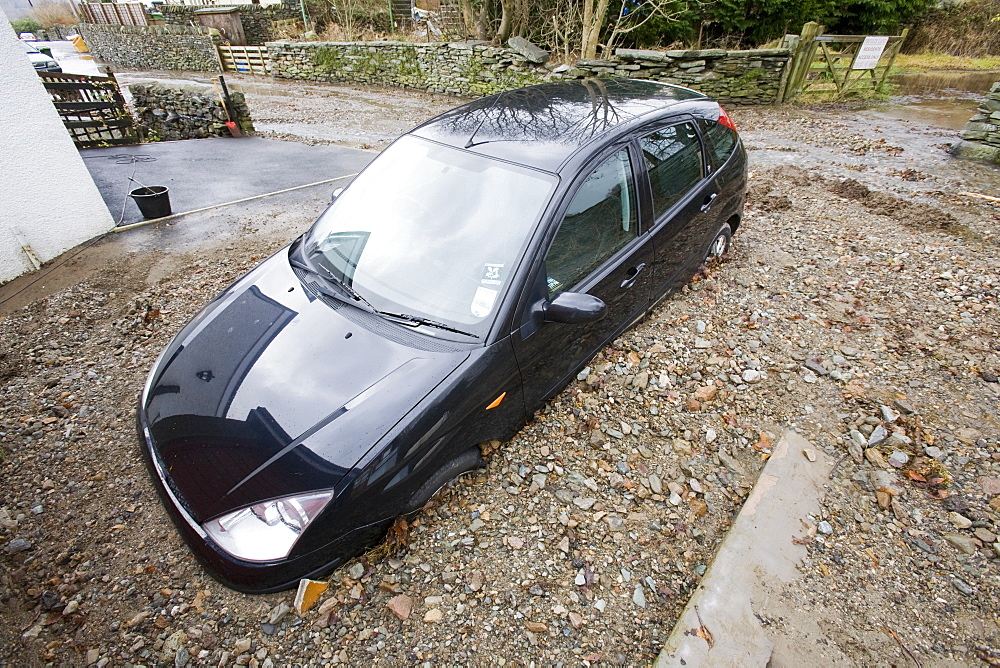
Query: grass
891 53 1000 73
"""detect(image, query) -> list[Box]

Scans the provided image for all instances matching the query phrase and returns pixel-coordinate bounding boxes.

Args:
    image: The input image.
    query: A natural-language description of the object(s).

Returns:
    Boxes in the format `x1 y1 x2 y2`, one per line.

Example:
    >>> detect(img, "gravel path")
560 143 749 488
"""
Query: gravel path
1 80 998 667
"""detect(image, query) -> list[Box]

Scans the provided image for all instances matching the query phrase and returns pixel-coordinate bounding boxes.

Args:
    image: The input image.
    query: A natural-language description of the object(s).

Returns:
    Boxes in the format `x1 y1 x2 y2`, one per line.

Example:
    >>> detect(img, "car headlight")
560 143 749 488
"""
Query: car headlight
202 491 334 562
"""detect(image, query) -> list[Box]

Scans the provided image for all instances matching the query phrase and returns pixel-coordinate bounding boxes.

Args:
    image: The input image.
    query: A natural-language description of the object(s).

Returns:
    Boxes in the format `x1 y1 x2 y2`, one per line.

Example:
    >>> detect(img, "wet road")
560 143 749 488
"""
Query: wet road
82 138 373 226
35 39 104 77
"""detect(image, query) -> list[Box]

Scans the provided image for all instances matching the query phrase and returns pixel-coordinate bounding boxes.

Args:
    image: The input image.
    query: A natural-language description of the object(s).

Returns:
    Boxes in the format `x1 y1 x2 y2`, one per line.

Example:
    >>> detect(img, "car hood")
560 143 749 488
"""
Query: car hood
141 248 470 522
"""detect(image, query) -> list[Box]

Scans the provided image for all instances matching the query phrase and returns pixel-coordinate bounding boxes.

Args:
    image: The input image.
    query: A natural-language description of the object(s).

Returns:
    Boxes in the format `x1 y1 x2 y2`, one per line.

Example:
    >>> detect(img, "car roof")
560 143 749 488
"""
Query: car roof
410 78 714 173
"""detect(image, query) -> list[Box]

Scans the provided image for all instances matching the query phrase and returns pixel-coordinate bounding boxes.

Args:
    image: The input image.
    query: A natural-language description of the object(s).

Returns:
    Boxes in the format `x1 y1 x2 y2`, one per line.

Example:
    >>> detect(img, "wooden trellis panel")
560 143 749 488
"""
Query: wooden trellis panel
39 72 139 149
219 45 270 75
78 2 149 25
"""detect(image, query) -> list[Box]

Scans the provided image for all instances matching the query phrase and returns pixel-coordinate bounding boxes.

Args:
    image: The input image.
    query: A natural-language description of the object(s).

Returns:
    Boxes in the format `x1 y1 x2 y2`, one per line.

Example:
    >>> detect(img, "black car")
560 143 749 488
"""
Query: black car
137 78 747 593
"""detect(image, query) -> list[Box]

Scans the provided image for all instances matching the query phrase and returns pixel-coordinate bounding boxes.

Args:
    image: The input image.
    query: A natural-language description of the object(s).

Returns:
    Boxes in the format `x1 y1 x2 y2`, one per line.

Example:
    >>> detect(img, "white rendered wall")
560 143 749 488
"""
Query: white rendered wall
0 10 113 285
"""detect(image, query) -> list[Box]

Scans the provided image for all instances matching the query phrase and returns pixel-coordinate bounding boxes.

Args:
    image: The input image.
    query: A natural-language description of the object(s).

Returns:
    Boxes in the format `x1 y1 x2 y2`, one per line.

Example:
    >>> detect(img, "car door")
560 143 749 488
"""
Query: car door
699 117 748 224
637 120 720 299
511 145 654 411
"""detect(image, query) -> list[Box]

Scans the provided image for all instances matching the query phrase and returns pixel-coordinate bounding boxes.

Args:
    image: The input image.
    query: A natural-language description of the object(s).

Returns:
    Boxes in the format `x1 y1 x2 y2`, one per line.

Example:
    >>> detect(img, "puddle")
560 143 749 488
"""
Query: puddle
861 95 984 132
861 71 999 132
889 70 999 95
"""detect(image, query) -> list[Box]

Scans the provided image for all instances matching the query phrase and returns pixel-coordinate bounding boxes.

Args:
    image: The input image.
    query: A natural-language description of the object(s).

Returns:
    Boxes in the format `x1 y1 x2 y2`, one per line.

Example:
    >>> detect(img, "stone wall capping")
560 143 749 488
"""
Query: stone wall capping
729 48 791 57
614 48 666 61
507 36 549 64
663 48 727 59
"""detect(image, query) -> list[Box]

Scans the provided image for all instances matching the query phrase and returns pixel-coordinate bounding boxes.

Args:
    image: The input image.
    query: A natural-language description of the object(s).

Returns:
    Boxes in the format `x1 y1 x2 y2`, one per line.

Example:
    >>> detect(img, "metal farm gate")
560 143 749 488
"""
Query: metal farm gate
39 72 139 149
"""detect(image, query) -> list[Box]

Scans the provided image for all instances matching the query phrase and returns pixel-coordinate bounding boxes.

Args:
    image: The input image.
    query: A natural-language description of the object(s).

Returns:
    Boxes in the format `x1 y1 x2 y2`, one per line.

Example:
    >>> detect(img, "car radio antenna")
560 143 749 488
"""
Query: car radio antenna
464 91 505 149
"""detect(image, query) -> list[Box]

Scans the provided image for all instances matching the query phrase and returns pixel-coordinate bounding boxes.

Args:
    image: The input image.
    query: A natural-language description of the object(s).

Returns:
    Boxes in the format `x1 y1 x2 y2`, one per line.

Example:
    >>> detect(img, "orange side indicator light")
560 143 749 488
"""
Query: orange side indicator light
485 392 506 410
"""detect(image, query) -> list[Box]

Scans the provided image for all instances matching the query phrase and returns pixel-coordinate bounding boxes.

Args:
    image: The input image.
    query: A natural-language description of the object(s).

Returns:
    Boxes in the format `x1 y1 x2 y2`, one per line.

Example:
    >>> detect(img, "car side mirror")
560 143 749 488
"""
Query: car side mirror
330 187 344 203
543 292 607 324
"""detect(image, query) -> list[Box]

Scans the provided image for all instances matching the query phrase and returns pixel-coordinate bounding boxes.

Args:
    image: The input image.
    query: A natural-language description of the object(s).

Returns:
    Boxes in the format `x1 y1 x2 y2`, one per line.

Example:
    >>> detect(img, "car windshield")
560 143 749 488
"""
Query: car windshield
302 135 557 337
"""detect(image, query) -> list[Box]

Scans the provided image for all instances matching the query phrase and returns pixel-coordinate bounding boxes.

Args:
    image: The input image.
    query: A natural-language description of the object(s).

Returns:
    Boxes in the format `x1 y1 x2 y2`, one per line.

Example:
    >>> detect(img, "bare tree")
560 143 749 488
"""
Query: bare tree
31 0 77 27
603 0 688 54
542 0 583 62
580 0 611 58
450 0 684 61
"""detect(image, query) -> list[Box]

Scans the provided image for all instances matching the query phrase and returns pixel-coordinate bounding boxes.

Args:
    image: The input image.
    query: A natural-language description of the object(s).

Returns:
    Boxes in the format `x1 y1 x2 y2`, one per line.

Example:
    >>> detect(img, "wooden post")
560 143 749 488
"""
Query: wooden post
783 21 824 103
877 28 908 92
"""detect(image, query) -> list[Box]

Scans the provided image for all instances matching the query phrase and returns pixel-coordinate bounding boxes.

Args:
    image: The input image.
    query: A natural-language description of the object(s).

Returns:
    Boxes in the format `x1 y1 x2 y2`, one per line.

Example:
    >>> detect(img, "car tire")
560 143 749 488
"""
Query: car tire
403 448 484 514
707 223 732 261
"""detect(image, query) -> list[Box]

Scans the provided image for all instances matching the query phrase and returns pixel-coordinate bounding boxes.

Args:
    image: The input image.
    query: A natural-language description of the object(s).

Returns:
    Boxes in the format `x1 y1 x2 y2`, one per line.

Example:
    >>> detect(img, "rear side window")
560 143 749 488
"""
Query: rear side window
639 122 703 221
701 119 738 167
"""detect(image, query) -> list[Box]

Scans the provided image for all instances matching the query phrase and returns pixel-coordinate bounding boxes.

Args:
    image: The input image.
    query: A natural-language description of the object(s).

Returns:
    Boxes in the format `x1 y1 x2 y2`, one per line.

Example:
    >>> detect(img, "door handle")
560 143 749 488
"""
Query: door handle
621 263 646 289
700 193 718 212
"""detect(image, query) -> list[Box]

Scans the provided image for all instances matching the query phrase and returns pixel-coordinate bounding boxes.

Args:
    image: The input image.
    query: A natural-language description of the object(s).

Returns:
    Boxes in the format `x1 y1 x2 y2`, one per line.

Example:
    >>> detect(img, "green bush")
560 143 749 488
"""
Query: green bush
10 17 43 34
607 0 935 50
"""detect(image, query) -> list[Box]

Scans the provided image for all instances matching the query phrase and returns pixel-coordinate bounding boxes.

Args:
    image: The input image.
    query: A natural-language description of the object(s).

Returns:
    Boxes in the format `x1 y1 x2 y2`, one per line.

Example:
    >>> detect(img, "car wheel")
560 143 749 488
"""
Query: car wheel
706 223 732 261
403 448 484 514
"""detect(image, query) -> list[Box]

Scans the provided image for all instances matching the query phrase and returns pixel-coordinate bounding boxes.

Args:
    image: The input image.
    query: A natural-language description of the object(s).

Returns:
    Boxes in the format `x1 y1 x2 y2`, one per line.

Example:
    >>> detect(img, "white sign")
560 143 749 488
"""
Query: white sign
852 36 889 70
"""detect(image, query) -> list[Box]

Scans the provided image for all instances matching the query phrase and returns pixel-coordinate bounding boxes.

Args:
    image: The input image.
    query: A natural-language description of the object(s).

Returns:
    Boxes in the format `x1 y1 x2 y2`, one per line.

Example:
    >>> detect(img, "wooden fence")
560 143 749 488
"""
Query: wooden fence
218 45 270 75
39 72 139 149
781 22 907 102
78 2 149 25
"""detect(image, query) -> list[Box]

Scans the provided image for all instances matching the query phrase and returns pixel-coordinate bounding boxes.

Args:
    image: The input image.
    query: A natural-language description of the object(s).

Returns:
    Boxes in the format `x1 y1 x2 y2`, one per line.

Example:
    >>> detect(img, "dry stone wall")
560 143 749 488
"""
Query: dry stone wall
76 25 789 105
952 81 1000 165
268 41 789 104
78 23 223 71
570 48 789 105
268 41 547 97
129 83 254 141
35 24 78 40
160 5 300 46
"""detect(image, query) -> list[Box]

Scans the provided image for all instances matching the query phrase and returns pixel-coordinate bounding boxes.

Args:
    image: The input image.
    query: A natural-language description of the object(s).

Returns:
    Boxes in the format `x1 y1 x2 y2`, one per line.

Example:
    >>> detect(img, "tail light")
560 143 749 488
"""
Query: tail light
718 105 738 132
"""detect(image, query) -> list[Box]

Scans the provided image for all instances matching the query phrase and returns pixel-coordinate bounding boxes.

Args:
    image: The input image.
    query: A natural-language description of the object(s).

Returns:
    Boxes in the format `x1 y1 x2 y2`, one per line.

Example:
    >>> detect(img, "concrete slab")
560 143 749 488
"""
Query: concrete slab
81 137 375 226
655 430 842 667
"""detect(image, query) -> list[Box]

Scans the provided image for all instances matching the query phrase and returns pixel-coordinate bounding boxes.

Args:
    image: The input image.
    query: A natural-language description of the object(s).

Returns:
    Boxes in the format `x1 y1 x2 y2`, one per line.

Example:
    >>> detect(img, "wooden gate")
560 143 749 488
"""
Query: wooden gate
781 22 907 102
39 72 139 149
218 45 270 75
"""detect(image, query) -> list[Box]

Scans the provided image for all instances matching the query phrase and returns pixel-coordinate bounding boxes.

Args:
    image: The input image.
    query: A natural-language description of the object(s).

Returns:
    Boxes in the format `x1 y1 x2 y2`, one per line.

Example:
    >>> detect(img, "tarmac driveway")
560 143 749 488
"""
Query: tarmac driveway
82 136 375 226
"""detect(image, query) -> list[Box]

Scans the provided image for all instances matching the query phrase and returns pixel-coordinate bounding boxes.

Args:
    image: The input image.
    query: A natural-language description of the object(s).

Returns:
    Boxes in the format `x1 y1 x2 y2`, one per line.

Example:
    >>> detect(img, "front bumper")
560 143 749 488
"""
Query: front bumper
135 400 388 593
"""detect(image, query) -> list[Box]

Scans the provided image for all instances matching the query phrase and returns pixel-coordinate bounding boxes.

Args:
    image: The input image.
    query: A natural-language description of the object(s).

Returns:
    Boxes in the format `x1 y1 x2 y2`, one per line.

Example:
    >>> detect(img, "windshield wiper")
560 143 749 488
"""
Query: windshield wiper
289 253 377 313
290 240 477 339
377 311 479 339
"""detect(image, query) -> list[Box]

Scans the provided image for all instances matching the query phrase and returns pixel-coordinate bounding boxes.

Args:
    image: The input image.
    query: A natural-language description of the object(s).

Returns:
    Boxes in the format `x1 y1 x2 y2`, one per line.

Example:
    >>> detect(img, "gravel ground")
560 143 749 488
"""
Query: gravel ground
1 79 999 667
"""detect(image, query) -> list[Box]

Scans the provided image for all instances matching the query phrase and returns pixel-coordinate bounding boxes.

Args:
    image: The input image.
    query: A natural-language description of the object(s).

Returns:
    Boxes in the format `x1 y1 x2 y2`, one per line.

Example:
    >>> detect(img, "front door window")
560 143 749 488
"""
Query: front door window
544 148 638 293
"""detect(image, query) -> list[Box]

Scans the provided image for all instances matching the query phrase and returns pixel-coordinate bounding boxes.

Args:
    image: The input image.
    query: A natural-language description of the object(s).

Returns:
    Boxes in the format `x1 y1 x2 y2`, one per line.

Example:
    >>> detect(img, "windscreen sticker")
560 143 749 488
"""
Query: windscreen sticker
547 276 562 292
471 286 498 318
482 263 504 286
